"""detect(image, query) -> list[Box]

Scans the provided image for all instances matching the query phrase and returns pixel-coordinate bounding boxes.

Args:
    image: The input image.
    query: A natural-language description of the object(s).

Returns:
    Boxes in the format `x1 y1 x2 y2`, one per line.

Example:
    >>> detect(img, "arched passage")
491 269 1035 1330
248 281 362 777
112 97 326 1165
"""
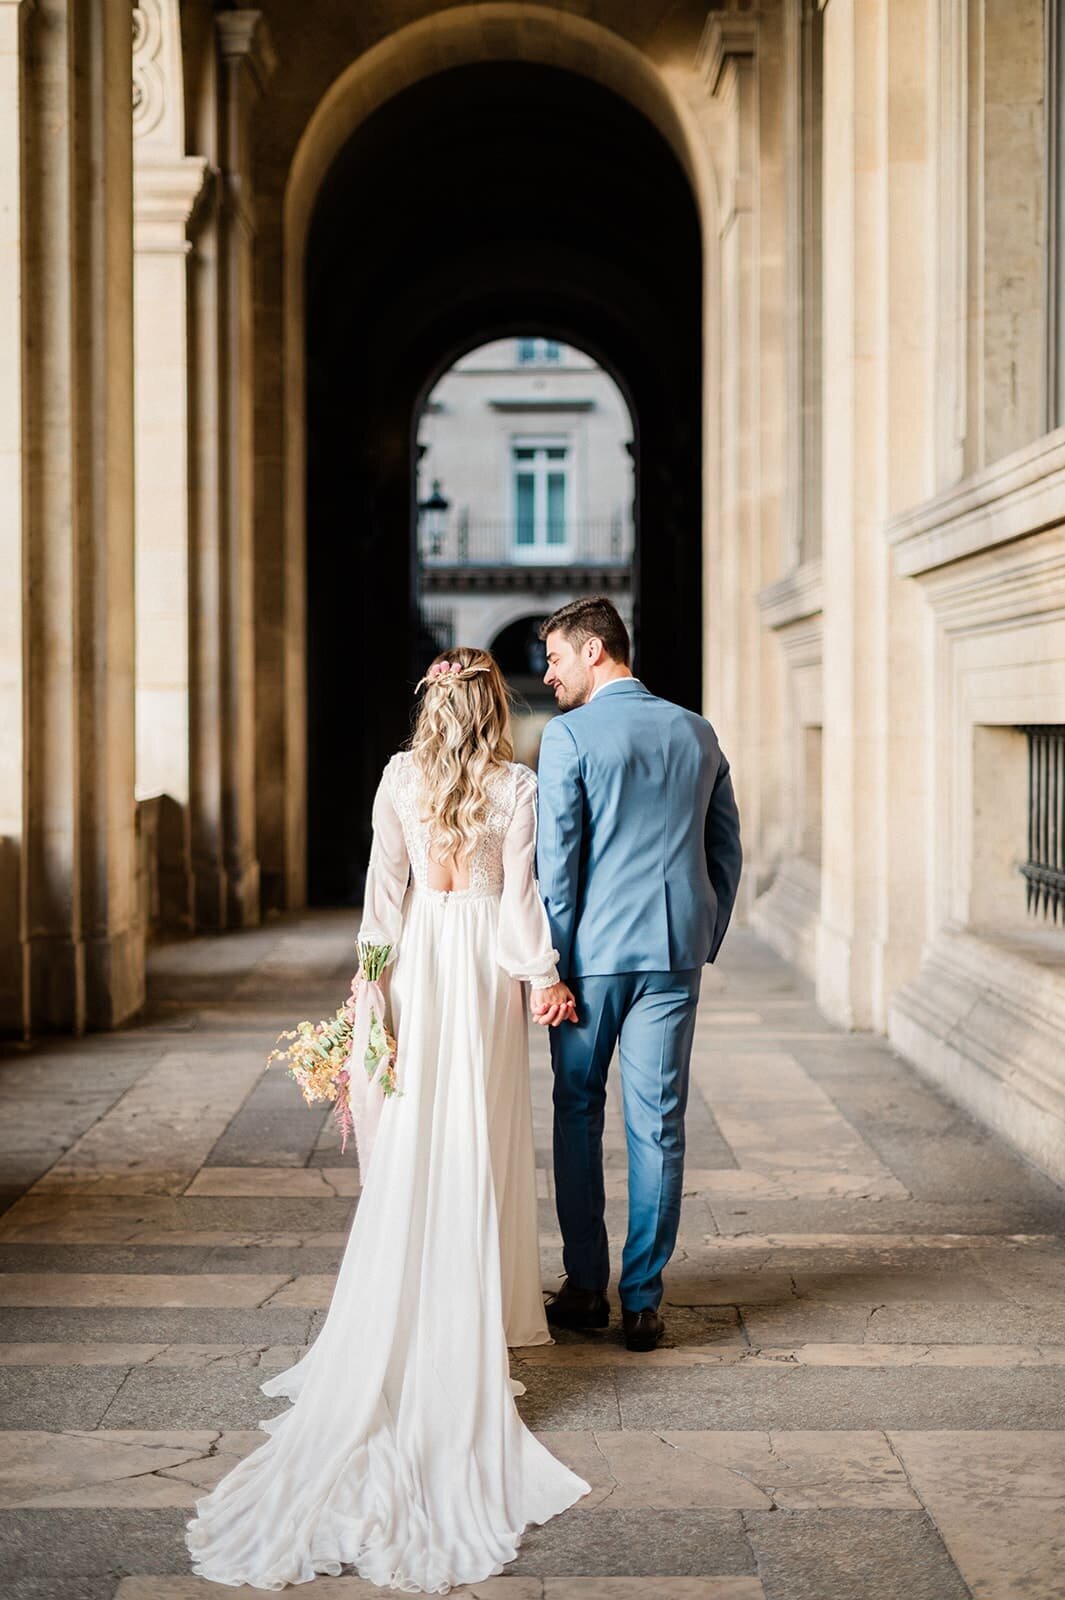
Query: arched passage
300 56 703 903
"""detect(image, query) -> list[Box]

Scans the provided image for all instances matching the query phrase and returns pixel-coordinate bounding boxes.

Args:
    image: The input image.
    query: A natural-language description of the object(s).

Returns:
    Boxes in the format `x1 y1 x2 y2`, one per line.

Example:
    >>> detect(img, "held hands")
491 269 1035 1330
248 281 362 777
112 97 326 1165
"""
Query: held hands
531 981 578 1027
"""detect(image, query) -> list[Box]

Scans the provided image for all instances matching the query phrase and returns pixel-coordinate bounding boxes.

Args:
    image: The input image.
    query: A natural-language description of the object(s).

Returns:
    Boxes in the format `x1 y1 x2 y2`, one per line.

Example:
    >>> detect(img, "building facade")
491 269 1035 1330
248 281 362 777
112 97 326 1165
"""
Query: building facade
416 336 634 736
1 0 1063 1184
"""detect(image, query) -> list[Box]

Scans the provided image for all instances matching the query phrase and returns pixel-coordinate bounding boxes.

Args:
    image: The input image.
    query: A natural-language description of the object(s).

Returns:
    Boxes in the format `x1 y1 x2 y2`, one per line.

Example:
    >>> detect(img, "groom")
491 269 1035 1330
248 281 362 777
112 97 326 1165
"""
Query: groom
531 597 742 1352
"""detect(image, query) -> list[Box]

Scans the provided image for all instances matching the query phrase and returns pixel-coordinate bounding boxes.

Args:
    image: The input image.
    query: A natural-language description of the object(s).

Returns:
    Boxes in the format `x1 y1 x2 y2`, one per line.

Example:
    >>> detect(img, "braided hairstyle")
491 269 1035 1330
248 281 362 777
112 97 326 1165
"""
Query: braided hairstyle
410 646 514 866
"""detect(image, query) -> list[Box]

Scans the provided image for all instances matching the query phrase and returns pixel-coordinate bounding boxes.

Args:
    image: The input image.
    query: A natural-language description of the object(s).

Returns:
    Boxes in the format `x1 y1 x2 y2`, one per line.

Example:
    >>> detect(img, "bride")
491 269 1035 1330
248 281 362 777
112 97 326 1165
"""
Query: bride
185 647 591 1592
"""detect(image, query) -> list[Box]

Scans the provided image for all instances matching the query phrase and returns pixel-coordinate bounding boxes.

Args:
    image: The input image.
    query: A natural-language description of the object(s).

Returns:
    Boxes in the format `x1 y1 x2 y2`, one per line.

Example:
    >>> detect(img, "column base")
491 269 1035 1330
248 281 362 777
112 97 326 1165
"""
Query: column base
751 856 820 982
889 925 1065 1186
26 934 86 1034
0 838 27 1036
156 796 195 932
84 924 146 1029
259 868 288 915
225 855 260 928
815 915 858 1030
193 858 229 931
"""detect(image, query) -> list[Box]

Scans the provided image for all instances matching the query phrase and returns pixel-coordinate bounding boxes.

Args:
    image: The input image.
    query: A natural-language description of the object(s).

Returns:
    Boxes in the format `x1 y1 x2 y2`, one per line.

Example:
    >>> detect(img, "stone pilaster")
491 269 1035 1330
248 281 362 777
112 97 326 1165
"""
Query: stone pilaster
816 0 934 1030
20 0 141 1030
698 15 779 914
0 0 33 1033
212 10 274 928
133 2 209 935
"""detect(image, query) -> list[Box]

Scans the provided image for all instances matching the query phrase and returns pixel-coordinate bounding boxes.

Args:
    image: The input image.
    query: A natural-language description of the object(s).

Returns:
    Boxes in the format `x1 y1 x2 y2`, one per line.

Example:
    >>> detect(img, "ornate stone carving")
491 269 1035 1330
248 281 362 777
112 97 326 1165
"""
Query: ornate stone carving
132 0 166 140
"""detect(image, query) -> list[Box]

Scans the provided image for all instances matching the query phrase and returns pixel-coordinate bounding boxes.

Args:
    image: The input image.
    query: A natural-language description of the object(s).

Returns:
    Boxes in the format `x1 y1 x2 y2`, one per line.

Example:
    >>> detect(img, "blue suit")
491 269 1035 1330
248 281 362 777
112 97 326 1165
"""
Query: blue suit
536 677 742 1309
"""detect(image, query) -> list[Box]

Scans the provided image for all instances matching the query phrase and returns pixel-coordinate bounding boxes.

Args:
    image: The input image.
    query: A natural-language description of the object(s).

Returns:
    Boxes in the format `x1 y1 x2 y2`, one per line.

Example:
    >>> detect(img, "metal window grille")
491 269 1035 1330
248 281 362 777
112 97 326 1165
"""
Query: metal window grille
1019 725 1065 923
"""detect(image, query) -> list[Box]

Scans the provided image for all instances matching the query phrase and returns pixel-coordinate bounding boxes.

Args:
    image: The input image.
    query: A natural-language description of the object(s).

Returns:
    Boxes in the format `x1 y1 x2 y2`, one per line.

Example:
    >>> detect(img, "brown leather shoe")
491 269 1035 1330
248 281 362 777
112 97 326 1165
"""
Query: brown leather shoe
622 1307 664 1351
544 1279 610 1331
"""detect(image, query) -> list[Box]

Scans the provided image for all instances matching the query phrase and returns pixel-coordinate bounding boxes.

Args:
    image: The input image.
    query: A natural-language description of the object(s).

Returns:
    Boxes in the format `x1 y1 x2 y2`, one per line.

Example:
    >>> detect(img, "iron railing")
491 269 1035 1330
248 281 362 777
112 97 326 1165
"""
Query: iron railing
1020 725 1064 923
419 603 456 652
419 516 633 568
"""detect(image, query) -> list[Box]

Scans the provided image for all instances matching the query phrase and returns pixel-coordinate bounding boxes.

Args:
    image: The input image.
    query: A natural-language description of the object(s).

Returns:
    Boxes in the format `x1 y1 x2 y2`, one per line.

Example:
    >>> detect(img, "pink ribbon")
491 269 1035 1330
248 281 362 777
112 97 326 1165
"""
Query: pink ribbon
344 975 393 1175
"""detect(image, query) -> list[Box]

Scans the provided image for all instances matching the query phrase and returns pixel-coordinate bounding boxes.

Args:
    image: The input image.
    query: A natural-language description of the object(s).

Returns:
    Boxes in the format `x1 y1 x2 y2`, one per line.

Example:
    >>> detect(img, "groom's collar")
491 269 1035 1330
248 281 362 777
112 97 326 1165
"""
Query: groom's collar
587 676 645 702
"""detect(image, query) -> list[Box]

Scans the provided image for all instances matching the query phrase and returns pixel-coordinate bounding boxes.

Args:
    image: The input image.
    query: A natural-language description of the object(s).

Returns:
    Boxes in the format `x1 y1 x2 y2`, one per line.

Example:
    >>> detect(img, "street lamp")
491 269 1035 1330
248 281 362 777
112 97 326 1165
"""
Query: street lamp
418 478 450 558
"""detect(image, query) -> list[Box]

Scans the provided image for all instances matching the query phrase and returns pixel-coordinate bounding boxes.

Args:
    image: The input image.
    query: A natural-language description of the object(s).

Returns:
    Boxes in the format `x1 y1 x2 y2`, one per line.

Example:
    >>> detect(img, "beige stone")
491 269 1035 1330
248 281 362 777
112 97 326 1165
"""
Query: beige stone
28 1050 268 1195
691 1051 908 1195
0 1273 294 1309
889 1432 1065 1600
184 1165 359 1197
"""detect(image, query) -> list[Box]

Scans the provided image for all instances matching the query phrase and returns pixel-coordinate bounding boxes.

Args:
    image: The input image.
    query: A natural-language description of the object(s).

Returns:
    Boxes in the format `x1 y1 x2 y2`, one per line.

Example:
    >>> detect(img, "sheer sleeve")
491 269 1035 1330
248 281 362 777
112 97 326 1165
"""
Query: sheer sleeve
497 766 561 989
356 757 410 958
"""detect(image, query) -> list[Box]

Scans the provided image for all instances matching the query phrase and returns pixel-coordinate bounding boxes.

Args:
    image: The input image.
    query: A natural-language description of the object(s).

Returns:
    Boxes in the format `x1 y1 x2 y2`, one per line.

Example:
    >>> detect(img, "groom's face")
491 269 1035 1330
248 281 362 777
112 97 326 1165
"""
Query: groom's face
543 630 593 711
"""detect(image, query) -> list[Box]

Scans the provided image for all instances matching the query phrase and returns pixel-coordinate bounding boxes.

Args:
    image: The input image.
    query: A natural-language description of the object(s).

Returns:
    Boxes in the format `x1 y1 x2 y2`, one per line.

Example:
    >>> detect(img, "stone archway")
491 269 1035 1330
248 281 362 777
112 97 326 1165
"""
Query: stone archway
300 60 705 902
271 0 722 908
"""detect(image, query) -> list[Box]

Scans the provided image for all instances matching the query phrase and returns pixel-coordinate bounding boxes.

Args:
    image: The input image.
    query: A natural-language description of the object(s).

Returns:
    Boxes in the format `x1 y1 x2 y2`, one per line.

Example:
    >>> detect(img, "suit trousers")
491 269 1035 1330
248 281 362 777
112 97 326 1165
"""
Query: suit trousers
548 968 702 1311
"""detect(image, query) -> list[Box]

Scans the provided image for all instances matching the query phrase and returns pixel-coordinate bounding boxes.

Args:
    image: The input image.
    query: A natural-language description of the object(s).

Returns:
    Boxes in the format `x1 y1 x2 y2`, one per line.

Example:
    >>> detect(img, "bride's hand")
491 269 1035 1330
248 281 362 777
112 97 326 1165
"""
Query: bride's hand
531 982 578 1027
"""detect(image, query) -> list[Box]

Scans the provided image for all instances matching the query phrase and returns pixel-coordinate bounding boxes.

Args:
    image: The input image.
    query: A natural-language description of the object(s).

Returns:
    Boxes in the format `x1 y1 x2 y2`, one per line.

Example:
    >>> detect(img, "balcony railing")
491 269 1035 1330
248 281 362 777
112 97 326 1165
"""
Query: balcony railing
419 516 634 568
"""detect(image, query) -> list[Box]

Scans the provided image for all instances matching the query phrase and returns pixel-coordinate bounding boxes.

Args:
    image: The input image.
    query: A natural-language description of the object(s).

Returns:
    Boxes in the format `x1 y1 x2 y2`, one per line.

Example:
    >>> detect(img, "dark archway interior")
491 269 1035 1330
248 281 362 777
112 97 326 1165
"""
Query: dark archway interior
489 614 553 712
305 61 703 903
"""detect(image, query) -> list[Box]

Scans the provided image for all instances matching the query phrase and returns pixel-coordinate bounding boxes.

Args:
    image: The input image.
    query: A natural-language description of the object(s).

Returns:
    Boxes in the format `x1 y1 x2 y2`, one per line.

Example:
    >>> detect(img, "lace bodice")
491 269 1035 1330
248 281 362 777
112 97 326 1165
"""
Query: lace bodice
386 751 517 897
357 751 560 988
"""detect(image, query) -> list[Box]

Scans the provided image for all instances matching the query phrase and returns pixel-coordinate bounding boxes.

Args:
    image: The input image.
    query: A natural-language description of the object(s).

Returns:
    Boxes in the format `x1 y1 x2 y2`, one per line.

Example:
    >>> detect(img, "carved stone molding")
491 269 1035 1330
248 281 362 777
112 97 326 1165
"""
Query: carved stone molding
888 429 1065 578
133 0 184 156
216 10 277 96
133 156 211 252
757 557 824 630
697 14 758 99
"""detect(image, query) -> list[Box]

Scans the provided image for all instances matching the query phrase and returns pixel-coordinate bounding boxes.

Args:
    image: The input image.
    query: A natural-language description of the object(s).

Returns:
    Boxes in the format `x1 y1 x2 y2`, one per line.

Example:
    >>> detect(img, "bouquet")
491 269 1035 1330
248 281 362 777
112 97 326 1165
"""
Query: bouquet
267 941 399 1166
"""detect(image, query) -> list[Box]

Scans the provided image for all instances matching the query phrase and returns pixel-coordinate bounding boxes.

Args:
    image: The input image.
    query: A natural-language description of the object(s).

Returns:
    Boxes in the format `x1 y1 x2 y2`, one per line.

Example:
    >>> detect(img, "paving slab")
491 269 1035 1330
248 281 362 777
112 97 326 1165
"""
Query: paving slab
510 1509 754 1578
0 1508 194 1576
888 1430 1065 1600
0 1305 319 1344
743 1509 971 1600
613 1364 1065 1431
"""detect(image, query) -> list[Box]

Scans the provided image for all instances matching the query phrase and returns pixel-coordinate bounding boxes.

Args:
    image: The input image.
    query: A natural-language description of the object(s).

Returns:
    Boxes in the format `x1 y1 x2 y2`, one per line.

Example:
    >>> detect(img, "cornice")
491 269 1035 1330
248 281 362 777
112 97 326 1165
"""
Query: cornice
696 14 758 98
917 527 1065 634
888 428 1065 577
133 155 212 249
757 557 824 630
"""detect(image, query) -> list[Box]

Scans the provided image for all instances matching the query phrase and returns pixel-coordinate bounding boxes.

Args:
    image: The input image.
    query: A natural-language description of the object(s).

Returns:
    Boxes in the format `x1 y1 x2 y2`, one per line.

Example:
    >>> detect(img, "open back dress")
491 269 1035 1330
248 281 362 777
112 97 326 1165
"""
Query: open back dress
185 752 590 1592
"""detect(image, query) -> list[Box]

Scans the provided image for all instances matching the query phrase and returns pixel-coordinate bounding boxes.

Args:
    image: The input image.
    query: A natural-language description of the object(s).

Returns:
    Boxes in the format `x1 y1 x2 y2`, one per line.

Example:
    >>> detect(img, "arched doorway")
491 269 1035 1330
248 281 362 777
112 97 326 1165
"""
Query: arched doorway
303 59 702 903
414 331 636 757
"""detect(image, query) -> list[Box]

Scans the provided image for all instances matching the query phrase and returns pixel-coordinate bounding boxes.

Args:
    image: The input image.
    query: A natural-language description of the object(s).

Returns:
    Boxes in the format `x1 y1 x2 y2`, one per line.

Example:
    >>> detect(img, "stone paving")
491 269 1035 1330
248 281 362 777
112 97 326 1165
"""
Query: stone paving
2 911 1065 1599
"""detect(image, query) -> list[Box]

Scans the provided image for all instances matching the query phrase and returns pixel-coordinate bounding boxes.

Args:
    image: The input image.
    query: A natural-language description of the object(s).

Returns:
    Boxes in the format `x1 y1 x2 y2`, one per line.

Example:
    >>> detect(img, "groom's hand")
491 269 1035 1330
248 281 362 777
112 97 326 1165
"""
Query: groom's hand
531 982 578 1027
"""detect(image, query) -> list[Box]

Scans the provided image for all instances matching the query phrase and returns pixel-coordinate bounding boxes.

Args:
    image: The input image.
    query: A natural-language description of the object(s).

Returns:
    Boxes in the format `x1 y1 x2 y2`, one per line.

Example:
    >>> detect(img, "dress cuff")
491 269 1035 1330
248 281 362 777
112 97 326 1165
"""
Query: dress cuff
529 962 561 992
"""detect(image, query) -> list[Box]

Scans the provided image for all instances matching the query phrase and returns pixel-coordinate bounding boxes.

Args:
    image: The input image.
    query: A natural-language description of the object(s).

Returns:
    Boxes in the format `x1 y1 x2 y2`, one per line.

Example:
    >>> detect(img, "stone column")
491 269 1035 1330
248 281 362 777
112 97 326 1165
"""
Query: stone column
133 0 209 932
700 15 779 913
816 0 933 1029
0 0 32 1033
817 0 880 1029
213 9 274 928
21 0 141 1030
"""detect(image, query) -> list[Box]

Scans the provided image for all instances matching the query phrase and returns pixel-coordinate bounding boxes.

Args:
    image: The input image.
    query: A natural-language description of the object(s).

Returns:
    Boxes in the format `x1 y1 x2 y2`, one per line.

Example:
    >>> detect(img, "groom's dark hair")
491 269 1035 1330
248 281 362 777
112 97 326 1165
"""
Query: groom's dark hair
539 596 631 666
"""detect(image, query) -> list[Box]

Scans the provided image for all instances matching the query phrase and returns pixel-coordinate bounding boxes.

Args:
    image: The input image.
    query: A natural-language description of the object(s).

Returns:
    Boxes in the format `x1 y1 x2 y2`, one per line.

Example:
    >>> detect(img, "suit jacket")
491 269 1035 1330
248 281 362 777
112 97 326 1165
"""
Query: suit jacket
535 678 742 979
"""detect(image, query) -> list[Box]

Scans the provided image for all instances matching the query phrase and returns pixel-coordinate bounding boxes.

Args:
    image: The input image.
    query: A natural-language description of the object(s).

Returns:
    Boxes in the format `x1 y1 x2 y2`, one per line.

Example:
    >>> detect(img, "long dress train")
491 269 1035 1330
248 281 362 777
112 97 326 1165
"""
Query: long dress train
185 754 590 1591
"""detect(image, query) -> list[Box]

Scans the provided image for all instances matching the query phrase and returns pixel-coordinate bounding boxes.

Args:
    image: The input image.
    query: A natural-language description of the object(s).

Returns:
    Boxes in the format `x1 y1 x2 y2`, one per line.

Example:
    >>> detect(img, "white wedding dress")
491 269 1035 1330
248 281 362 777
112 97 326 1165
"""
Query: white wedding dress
185 753 590 1592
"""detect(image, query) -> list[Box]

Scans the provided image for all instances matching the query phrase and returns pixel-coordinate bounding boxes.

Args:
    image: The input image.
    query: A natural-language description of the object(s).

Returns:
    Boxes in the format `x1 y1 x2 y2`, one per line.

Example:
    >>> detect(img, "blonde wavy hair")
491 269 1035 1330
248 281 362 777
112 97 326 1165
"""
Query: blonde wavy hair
410 646 514 865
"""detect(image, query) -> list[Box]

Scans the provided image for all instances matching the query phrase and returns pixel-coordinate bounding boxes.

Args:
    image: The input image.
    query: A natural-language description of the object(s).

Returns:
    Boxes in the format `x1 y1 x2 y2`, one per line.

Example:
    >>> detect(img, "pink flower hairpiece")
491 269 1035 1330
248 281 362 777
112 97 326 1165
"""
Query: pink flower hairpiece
415 660 491 692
